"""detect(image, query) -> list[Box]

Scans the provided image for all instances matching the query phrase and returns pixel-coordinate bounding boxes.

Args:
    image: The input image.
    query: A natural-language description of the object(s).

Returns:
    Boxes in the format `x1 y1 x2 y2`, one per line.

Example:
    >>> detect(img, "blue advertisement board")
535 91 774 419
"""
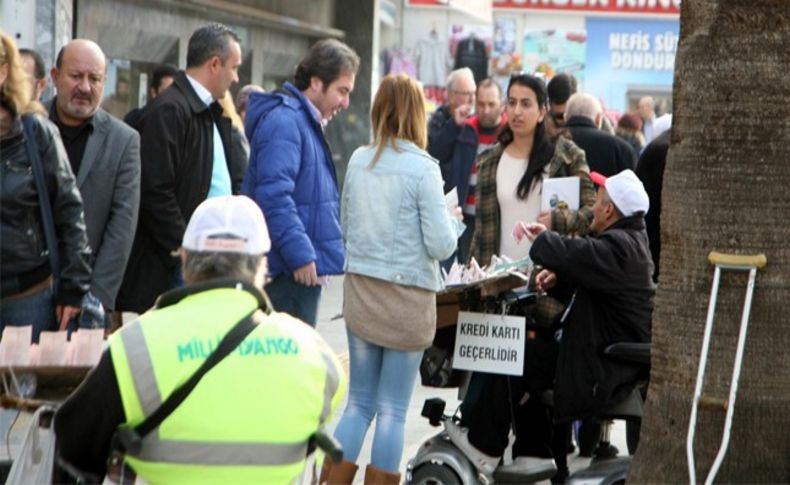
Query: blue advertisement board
585 17 679 113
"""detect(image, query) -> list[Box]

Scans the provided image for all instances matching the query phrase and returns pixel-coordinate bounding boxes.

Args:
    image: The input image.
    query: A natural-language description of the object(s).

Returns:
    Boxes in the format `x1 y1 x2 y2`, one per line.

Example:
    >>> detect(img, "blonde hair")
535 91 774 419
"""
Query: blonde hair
218 90 243 132
0 30 44 116
369 74 427 166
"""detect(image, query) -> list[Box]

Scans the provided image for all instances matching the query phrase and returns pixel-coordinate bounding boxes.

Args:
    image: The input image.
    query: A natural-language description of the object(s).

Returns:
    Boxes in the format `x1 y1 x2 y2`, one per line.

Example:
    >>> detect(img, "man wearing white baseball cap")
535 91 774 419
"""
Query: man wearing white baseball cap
519 169 655 442
179 194 272 287
587 168 650 225
56 195 346 484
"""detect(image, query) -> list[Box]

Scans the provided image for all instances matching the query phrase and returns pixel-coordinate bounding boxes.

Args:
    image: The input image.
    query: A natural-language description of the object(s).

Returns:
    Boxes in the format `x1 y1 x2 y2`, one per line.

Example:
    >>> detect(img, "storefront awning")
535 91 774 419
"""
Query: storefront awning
163 0 346 38
407 0 493 23
448 0 492 23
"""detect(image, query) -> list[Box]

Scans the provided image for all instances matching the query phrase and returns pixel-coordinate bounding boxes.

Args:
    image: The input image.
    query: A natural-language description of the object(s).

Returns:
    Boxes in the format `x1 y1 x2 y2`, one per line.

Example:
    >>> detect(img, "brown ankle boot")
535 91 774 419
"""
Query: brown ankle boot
319 459 358 485
363 464 401 485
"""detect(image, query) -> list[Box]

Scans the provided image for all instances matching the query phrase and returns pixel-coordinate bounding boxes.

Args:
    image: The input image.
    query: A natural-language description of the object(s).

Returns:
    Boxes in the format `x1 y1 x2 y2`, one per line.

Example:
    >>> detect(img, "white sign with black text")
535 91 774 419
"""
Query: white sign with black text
452 311 525 376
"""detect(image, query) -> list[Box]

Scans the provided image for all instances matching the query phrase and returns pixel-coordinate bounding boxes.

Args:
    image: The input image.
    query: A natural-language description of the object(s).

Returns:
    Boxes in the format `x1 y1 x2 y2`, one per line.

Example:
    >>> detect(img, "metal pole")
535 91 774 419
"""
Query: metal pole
687 266 722 485
704 268 758 485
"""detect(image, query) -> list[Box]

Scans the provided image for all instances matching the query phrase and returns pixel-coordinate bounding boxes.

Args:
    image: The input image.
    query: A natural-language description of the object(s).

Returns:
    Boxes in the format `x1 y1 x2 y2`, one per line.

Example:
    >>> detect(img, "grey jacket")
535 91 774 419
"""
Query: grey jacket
47 102 141 310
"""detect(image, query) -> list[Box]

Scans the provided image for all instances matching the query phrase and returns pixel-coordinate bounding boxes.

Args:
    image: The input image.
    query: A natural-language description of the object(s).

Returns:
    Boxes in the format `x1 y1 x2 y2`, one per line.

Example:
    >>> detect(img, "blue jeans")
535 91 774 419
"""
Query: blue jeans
265 274 322 326
0 285 56 343
333 329 422 472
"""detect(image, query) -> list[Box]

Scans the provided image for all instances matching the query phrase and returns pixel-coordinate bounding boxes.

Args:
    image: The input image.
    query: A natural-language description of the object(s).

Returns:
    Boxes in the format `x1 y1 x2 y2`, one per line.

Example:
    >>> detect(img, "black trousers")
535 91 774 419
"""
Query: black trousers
459 337 558 458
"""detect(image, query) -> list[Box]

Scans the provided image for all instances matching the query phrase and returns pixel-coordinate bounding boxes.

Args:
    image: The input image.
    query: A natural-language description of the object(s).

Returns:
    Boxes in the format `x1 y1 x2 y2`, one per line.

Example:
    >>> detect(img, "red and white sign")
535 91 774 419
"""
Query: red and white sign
492 0 680 15
407 0 680 17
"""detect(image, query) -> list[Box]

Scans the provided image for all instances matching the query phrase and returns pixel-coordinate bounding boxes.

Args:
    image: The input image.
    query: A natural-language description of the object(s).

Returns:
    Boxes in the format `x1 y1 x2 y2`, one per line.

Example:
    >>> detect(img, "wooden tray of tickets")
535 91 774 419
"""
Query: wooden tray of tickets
1 366 93 406
436 273 527 329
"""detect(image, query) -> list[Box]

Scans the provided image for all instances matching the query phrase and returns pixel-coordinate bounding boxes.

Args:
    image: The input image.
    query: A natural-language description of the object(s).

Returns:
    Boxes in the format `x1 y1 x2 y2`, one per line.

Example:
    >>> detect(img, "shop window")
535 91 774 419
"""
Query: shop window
101 39 179 119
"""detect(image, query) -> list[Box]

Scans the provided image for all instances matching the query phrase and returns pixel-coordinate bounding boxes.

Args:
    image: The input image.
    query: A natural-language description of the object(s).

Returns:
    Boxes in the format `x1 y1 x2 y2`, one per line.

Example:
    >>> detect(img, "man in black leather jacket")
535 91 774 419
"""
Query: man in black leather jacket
0 110 92 341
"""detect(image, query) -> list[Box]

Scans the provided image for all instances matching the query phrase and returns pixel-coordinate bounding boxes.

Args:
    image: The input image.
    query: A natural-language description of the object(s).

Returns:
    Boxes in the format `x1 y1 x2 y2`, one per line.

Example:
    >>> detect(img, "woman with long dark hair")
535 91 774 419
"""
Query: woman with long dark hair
449 73 595 481
470 73 595 265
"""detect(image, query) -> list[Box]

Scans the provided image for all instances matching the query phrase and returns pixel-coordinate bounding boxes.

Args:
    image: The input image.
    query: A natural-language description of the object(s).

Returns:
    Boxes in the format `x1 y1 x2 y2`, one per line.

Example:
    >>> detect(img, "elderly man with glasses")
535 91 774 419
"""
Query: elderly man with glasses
427 67 476 190
426 68 477 269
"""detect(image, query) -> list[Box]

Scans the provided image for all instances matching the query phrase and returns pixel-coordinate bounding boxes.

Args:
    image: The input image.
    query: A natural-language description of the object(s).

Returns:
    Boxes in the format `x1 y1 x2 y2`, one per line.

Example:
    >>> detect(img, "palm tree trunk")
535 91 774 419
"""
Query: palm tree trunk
629 1 790 481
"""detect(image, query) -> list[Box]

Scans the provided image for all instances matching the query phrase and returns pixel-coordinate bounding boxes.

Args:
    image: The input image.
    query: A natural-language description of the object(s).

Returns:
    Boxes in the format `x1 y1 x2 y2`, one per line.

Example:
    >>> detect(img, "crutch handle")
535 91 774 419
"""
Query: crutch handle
689 250 765 485
698 395 728 411
708 251 767 269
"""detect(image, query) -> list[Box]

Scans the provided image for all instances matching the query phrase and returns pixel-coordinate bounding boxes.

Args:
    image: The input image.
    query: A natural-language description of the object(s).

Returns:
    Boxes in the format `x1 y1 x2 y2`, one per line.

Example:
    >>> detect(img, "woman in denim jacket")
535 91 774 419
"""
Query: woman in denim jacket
322 74 464 485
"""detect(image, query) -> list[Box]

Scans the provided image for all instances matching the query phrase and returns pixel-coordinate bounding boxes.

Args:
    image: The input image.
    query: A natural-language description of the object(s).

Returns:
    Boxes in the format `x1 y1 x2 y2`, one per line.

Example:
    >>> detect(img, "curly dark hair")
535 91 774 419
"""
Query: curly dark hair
293 39 360 91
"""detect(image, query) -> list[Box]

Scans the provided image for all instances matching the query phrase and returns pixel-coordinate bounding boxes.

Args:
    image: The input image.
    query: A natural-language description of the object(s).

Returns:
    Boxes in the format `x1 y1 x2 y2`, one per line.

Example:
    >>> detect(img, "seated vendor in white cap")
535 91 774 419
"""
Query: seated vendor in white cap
521 168 655 429
55 195 346 484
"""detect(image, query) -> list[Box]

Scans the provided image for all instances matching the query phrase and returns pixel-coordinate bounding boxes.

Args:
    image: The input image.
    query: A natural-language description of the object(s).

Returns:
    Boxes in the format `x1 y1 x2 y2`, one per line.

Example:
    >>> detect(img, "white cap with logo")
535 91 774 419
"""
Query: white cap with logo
589 169 649 217
182 195 271 255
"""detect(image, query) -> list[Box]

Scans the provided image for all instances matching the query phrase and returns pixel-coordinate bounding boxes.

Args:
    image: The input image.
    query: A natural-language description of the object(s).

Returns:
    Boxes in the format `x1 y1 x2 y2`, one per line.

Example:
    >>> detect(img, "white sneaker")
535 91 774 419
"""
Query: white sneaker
444 421 500 476
497 456 557 477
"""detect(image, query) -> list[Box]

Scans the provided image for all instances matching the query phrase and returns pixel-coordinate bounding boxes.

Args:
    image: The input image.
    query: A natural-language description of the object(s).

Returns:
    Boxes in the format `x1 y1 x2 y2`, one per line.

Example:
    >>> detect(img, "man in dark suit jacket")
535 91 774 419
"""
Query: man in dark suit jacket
48 39 140 324
563 92 637 177
117 23 241 313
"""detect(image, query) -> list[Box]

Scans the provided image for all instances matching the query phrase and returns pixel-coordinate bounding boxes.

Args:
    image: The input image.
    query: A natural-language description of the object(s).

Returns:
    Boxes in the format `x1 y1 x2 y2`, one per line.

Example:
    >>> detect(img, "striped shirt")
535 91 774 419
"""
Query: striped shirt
463 114 507 216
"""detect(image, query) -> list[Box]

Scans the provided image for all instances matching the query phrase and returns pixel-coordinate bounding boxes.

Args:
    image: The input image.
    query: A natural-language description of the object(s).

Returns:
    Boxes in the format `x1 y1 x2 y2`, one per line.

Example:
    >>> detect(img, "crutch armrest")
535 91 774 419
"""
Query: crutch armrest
708 251 767 269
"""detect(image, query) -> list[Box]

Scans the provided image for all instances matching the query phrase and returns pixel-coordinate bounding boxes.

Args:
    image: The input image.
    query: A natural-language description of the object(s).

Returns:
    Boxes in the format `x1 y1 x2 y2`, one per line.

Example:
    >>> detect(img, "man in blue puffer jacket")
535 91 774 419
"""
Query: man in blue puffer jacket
242 39 359 326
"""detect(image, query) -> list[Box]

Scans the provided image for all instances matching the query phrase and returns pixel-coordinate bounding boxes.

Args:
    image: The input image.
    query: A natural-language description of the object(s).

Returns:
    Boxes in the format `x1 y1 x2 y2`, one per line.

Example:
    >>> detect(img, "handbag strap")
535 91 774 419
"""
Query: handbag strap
113 310 259 454
20 116 61 293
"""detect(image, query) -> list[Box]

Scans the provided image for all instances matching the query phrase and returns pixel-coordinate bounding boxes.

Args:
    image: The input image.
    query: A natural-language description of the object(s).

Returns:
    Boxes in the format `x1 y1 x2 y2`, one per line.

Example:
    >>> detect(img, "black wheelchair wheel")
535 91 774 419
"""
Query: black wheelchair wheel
410 463 463 485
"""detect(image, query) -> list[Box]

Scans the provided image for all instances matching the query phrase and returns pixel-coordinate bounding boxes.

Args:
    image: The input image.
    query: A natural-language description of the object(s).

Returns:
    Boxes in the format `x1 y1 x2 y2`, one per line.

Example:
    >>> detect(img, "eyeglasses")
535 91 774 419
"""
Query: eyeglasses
451 90 475 97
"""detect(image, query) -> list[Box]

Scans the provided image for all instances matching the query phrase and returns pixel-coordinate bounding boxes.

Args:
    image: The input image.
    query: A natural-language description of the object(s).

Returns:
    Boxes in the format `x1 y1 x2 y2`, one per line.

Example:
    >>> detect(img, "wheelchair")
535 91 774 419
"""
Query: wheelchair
406 342 650 485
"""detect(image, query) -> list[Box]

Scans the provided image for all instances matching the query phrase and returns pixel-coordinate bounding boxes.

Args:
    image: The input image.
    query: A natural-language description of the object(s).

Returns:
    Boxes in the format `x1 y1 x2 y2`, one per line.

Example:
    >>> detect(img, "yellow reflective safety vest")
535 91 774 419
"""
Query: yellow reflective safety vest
109 285 346 484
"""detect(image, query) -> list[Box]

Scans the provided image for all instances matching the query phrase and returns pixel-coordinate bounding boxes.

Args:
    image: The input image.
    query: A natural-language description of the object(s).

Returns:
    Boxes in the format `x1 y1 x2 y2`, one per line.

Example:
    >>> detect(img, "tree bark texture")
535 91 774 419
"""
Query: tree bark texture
629 0 790 482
